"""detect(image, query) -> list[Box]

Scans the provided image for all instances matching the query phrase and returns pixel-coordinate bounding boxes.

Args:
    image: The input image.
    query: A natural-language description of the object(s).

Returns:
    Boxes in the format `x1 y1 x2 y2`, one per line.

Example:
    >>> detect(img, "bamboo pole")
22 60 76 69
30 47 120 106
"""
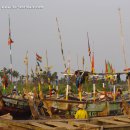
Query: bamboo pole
8 15 13 83
118 8 127 68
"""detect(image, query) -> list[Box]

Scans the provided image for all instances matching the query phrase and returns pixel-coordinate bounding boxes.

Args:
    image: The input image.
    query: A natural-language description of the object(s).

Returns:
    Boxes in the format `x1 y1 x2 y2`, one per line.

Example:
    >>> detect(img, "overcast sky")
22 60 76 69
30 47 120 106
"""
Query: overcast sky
0 0 130 77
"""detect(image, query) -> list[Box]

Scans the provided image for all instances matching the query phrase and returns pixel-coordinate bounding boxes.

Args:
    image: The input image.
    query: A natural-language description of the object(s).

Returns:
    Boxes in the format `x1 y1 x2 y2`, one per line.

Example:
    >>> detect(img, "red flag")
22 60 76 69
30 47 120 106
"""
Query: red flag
8 37 13 45
91 52 95 73
36 53 42 62
124 68 130 72
8 16 13 45
87 32 91 57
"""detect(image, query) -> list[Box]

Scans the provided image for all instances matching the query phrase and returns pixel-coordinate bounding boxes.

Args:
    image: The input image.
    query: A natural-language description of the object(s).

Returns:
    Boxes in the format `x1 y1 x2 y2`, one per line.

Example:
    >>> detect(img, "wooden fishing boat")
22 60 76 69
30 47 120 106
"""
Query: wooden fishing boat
87 101 122 117
38 93 125 119
0 95 31 119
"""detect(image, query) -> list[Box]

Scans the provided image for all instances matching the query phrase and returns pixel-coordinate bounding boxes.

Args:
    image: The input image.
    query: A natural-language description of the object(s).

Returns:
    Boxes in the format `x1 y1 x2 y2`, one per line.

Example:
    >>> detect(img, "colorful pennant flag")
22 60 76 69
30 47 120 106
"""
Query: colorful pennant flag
110 64 113 73
8 37 13 45
8 16 13 45
87 32 91 57
56 17 66 68
107 61 111 73
91 52 95 73
36 53 42 62
105 60 108 73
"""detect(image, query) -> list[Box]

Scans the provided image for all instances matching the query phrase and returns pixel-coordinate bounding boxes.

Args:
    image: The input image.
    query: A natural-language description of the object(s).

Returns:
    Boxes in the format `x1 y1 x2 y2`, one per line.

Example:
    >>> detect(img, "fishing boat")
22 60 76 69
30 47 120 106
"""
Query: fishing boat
0 95 31 119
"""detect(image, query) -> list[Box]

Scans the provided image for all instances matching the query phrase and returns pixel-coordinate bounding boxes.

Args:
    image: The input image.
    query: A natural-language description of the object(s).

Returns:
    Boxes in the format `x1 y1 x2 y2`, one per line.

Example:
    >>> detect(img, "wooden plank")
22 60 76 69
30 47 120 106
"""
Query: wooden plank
29 122 55 130
45 121 76 130
43 98 86 104
114 117 130 123
72 121 101 130
104 124 130 128
16 118 89 123
0 119 38 130
98 118 128 125
73 121 100 128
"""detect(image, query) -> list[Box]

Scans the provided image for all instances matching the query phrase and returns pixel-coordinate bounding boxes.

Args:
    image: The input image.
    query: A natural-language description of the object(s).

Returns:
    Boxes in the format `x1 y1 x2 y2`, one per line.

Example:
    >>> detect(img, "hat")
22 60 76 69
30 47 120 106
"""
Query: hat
78 104 84 109
100 95 105 99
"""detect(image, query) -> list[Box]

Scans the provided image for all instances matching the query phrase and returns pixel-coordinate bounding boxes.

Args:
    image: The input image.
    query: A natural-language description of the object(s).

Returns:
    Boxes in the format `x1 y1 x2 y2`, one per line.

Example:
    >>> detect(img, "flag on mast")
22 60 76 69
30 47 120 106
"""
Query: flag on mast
105 60 108 73
91 52 95 73
8 15 13 83
107 61 111 73
87 32 91 57
8 16 13 45
56 17 66 69
36 53 42 62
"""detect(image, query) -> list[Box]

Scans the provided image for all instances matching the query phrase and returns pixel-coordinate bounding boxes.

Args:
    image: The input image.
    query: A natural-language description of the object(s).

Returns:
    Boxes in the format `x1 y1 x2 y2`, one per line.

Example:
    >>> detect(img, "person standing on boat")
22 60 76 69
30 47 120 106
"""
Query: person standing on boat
75 71 82 92
75 104 88 119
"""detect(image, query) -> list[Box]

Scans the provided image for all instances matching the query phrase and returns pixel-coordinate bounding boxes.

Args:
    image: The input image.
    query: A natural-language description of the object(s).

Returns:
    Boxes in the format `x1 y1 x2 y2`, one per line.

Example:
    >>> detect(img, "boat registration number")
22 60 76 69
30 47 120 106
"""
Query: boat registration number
88 111 98 117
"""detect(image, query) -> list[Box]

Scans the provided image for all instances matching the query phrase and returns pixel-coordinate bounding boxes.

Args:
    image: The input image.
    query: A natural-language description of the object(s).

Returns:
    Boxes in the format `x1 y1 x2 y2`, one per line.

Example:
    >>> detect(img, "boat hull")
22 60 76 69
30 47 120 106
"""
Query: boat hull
0 96 31 119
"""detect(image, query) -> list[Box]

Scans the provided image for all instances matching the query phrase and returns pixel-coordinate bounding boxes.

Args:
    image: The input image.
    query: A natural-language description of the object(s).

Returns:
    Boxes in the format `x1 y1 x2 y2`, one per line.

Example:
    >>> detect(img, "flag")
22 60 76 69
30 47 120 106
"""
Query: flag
67 67 70 75
105 60 108 73
107 61 111 73
91 52 95 73
110 64 113 73
87 32 91 57
124 68 130 72
36 53 42 62
8 16 13 45
8 37 13 45
56 17 66 68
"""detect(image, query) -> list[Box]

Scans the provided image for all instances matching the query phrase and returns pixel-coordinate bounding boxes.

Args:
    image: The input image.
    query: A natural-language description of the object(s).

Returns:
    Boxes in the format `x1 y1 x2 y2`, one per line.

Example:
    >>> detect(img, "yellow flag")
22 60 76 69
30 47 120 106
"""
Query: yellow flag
38 83 41 92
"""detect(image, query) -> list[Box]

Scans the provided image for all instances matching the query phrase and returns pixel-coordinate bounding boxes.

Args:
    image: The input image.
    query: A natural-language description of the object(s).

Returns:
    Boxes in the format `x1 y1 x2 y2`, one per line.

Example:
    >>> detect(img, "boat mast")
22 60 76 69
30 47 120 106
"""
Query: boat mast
56 17 66 69
118 8 130 98
26 51 28 86
118 8 127 69
8 15 13 83
87 32 91 64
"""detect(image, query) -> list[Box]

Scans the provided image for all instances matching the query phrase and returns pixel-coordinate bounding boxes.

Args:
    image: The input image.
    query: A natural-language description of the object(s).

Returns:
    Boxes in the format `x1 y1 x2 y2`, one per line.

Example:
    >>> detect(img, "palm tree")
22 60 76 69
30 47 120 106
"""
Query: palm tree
12 70 19 81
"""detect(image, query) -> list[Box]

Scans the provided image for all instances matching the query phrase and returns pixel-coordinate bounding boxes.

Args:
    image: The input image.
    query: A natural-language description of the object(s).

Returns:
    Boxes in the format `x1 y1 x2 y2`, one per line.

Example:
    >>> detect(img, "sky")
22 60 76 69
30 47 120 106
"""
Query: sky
0 0 130 77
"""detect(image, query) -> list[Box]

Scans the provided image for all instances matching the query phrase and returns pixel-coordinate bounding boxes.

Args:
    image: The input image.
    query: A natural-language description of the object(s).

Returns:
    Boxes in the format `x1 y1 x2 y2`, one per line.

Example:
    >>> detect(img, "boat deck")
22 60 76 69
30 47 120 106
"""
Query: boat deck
1 115 130 129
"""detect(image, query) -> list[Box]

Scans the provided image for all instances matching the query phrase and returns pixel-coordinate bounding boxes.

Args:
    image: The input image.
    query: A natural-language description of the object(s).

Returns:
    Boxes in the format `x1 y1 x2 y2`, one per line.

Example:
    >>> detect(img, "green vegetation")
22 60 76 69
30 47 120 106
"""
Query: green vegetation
0 67 128 95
